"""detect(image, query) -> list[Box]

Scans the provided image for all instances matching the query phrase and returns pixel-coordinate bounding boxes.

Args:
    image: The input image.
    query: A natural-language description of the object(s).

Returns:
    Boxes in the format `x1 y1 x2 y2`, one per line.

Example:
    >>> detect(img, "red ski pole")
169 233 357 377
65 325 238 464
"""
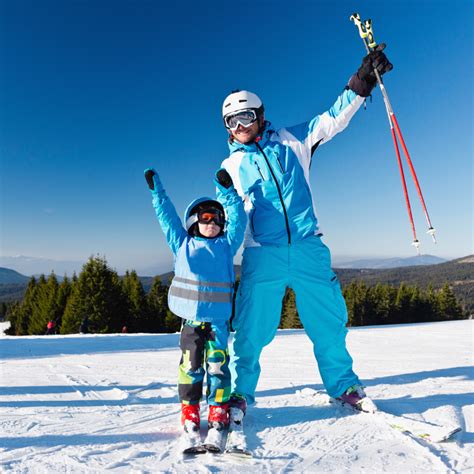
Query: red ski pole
350 14 436 249
390 113 436 242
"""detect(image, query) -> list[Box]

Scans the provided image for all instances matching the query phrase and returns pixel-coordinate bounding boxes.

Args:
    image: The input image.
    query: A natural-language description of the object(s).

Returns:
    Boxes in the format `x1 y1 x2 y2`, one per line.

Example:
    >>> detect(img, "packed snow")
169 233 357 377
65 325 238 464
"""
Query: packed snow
0 320 472 473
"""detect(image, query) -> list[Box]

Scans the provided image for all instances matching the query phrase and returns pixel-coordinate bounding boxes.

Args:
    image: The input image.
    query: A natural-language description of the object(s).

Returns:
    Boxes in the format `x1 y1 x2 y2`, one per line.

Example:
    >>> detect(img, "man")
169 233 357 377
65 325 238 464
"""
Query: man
218 46 392 427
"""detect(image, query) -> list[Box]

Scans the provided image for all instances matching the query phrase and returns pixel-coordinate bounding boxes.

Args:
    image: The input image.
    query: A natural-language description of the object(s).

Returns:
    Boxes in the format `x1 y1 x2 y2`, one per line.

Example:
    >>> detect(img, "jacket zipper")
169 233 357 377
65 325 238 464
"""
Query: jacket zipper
255 142 291 245
255 161 265 181
276 156 284 173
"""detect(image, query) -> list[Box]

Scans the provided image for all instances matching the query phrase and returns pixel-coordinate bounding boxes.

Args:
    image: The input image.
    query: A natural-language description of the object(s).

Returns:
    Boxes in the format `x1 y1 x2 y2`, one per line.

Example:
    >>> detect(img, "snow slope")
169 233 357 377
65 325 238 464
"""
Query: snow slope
0 321 472 473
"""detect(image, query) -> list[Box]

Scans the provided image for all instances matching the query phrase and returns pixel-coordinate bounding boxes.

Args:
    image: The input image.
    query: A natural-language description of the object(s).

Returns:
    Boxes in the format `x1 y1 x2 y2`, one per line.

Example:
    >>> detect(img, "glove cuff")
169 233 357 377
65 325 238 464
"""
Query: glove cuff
347 73 377 98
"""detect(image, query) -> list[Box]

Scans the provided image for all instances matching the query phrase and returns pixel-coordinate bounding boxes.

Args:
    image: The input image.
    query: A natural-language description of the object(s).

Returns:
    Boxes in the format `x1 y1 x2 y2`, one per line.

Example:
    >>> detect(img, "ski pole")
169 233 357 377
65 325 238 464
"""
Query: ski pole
363 17 436 244
350 13 436 248
350 14 419 250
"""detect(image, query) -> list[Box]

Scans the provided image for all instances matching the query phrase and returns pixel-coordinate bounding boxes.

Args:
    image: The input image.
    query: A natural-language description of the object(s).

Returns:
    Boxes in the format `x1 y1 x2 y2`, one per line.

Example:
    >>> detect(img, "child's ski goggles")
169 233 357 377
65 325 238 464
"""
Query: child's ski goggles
197 208 225 226
224 109 258 131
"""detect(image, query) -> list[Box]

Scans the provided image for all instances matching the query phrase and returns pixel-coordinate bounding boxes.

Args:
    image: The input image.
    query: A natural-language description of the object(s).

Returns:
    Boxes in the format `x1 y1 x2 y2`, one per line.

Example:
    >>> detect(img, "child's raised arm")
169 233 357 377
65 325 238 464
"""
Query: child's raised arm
144 168 187 256
215 169 246 256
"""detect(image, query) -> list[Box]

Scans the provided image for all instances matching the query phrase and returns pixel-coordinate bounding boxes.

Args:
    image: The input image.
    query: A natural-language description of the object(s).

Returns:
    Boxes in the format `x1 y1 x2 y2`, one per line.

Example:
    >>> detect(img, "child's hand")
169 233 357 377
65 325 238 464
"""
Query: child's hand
215 168 233 189
144 168 164 193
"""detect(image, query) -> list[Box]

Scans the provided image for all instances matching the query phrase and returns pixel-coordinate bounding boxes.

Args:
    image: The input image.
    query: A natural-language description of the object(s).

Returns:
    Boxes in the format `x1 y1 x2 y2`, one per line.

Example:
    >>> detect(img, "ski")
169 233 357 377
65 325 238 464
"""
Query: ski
225 431 252 458
201 423 227 453
298 388 462 443
180 421 207 455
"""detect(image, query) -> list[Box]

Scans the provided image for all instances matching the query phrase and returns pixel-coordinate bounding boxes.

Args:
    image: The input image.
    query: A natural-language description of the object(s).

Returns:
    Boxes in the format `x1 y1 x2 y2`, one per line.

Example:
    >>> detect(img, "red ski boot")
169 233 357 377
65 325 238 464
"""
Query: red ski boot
180 403 204 454
208 403 230 429
181 403 200 432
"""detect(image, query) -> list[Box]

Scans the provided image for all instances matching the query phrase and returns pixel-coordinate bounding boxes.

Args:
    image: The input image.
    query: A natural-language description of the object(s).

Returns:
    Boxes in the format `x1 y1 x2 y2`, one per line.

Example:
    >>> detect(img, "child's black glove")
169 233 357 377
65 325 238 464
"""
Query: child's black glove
144 168 164 193
215 168 233 189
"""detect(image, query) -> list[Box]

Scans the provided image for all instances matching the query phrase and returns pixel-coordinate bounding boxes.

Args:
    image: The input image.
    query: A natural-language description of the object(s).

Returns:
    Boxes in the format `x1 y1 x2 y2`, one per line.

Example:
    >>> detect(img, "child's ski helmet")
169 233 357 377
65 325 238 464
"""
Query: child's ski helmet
184 197 226 237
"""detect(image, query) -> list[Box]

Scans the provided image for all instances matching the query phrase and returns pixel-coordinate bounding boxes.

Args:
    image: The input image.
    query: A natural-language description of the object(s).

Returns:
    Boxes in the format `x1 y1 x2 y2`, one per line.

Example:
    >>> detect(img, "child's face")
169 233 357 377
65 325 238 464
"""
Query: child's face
198 221 221 238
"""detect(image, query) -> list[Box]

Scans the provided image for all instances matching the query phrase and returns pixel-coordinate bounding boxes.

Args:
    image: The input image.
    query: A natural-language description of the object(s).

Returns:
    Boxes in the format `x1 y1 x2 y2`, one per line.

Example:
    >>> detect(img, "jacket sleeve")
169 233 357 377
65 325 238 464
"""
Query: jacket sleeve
151 189 187 256
216 182 247 256
280 88 364 170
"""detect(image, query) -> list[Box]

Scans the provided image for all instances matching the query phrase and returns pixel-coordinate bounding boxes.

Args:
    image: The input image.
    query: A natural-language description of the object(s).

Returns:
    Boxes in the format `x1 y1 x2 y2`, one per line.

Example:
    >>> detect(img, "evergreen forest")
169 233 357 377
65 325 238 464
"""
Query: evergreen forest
4 256 467 336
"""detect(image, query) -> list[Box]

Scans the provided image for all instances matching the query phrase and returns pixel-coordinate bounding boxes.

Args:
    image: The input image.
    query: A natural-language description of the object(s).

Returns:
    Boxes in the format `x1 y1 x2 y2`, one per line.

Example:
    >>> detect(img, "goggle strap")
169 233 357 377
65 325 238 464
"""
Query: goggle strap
186 214 199 230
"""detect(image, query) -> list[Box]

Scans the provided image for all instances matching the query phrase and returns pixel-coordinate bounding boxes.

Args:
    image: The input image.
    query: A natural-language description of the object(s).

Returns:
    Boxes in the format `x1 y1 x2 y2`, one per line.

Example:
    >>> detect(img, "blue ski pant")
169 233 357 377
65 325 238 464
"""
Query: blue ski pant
230 234 360 404
178 320 231 406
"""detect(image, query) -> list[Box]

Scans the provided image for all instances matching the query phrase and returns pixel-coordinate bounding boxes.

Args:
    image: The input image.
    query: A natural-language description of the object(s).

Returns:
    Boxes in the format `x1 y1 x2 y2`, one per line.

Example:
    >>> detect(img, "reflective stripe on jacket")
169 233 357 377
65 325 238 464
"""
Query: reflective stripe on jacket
151 184 246 322
168 236 235 322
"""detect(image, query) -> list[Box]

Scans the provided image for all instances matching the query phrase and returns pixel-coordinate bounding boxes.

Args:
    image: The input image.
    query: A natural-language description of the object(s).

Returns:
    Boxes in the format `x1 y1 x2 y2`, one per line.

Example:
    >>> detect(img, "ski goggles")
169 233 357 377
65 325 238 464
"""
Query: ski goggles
197 208 225 226
224 109 258 131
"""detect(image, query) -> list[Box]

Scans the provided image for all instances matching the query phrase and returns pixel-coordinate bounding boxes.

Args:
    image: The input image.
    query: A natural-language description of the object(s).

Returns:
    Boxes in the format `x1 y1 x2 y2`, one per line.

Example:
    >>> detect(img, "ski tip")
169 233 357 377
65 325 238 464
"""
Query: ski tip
431 427 462 443
182 446 207 455
202 443 223 453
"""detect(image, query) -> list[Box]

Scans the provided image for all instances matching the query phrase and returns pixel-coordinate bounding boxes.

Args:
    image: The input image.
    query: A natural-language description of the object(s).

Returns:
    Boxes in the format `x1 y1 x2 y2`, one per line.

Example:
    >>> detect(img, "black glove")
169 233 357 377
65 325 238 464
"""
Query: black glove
215 168 233 189
144 169 156 190
348 43 393 97
144 167 164 193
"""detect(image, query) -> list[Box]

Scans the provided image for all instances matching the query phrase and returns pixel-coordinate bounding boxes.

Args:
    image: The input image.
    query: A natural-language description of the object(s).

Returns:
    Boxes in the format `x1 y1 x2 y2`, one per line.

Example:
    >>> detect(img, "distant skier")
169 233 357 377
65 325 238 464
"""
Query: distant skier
45 320 55 335
144 166 246 452
219 47 393 427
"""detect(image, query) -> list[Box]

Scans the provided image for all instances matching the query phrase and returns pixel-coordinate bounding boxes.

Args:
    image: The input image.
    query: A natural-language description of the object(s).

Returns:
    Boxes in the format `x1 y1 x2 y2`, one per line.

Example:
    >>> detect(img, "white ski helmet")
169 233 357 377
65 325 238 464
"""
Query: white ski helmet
222 90 264 119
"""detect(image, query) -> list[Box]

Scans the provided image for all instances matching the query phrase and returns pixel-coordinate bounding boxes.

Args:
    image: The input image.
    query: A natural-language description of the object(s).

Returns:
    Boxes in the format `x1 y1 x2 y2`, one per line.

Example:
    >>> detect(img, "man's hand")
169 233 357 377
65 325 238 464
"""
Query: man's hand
348 43 393 97
358 43 393 83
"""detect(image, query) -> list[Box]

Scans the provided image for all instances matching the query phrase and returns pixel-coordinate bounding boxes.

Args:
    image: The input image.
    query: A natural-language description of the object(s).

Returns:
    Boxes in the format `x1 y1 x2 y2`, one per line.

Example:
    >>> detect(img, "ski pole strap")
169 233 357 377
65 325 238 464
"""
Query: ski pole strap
349 13 368 39
364 19 377 49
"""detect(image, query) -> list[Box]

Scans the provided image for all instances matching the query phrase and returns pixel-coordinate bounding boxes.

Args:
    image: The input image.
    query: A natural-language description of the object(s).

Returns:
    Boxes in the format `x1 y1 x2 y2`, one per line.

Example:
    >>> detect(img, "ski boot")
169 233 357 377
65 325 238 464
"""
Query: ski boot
180 403 205 454
229 394 247 425
202 404 229 452
226 394 251 457
337 385 377 413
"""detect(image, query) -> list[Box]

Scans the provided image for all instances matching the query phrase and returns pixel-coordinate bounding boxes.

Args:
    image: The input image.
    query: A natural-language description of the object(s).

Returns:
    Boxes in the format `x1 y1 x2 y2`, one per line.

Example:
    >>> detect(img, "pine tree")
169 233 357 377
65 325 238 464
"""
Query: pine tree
5 302 21 335
280 288 302 329
15 277 38 335
395 282 413 324
61 256 127 334
0 302 7 320
55 276 72 330
426 284 441 321
28 273 60 335
122 270 148 332
437 283 465 321
370 283 391 325
343 281 369 326
163 308 181 333
147 276 168 332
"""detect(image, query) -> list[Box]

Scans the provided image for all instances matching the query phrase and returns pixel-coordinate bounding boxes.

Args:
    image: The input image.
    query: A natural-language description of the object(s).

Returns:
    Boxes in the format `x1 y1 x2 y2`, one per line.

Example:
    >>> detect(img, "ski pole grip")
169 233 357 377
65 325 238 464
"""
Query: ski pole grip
364 19 377 49
350 13 367 38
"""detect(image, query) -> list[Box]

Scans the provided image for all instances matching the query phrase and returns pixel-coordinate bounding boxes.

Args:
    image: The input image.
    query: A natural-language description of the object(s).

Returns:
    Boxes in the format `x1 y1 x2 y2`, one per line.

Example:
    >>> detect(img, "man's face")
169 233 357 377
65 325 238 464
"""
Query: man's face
230 119 261 144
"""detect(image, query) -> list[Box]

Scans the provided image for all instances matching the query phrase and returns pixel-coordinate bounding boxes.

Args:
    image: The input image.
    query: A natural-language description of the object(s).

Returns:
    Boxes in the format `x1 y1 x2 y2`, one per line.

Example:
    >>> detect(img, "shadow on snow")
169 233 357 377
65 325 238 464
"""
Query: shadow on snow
0 333 180 359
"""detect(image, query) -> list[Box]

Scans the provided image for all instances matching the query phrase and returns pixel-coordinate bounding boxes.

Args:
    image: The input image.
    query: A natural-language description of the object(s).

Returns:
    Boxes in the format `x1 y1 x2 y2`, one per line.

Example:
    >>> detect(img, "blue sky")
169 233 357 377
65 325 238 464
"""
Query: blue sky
1 0 472 275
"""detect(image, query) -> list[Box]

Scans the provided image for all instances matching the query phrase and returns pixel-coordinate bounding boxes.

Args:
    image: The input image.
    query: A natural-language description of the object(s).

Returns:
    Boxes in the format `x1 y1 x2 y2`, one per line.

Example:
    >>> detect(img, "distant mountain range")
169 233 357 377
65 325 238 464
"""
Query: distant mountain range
0 254 449 277
0 267 30 284
332 254 447 269
0 256 84 277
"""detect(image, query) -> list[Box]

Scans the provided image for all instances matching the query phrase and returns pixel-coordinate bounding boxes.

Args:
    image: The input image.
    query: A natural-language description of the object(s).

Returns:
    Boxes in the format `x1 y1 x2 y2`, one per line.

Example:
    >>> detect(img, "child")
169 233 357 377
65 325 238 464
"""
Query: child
144 167 246 451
